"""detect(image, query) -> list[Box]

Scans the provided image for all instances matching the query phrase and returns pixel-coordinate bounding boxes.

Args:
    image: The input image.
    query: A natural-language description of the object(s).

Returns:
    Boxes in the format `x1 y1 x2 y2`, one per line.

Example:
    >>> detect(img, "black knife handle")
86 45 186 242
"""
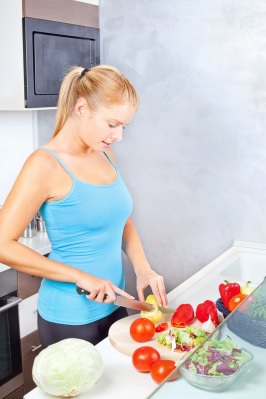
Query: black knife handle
76 286 108 300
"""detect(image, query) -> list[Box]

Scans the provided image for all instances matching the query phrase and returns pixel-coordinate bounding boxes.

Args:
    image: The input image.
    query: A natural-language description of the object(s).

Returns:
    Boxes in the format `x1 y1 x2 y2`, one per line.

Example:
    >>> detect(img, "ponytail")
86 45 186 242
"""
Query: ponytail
53 67 83 137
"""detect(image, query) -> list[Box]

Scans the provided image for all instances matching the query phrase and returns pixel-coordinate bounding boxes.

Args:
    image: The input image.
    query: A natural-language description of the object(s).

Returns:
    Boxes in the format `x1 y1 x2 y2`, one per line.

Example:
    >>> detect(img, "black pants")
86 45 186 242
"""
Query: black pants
38 307 128 348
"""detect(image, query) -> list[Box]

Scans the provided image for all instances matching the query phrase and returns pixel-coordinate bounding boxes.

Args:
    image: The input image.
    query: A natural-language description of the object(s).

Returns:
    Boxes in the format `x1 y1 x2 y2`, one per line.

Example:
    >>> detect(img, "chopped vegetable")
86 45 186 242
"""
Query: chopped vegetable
196 300 219 326
228 293 248 312
171 304 194 327
157 325 208 353
219 280 240 310
155 322 168 332
240 281 254 295
140 295 163 323
183 336 249 376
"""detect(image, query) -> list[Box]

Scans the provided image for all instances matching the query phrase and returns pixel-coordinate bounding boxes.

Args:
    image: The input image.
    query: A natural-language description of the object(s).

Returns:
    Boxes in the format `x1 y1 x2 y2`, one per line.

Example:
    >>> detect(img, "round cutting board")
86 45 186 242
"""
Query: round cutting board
108 313 207 361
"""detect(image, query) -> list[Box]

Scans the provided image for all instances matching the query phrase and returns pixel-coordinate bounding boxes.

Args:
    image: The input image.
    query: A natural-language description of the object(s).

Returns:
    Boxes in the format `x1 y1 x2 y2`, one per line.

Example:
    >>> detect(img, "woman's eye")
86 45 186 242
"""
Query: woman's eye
108 124 126 130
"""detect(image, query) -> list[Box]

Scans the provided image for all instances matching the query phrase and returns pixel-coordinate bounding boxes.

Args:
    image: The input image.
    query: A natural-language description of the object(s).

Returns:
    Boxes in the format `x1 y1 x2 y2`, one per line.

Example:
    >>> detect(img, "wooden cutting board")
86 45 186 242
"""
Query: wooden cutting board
108 313 206 361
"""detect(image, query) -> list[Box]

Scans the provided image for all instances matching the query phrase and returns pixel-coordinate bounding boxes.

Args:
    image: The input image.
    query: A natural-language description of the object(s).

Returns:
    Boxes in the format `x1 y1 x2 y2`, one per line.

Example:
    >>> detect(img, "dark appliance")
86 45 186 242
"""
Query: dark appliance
23 17 100 108
0 268 23 399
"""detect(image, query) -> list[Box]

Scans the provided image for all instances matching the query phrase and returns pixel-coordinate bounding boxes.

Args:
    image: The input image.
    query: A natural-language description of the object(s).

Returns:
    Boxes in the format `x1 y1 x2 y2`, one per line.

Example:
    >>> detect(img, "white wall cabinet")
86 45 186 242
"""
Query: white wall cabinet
0 0 99 110
0 0 25 110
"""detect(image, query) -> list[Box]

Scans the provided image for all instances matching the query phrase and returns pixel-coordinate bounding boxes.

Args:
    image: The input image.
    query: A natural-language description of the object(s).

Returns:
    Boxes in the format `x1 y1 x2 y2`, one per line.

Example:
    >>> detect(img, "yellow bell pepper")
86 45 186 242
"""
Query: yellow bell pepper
140 294 163 323
240 281 254 295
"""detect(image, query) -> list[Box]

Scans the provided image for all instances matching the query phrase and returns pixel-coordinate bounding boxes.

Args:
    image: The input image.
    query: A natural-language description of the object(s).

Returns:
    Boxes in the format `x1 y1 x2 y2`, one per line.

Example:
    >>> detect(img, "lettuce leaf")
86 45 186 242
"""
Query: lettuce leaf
183 336 249 376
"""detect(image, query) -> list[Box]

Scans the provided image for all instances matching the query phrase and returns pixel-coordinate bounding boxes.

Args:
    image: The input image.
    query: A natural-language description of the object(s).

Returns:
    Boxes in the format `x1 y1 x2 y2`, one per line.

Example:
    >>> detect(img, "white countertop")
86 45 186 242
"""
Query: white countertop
19 232 51 255
23 241 266 399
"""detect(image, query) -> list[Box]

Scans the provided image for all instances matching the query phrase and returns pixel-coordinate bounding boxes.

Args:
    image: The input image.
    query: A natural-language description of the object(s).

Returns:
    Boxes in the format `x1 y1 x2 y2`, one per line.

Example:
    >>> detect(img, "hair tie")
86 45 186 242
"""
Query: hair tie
80 68 90 78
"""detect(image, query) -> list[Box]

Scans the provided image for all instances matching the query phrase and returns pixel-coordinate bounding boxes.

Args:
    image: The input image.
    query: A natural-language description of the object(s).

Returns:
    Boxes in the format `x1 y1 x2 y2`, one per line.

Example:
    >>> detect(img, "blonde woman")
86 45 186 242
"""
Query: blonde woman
0 65 167 347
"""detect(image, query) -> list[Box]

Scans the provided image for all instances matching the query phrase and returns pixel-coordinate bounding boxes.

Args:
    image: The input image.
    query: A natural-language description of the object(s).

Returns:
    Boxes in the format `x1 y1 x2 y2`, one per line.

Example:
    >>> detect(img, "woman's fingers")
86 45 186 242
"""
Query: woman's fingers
82 280 133 304
151 275 168 307
112 284 135 299
137 273 168 307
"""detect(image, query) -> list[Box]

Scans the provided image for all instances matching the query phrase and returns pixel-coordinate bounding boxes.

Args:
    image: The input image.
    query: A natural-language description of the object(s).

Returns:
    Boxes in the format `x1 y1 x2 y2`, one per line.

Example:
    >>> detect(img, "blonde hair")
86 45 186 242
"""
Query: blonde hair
53 65 140 137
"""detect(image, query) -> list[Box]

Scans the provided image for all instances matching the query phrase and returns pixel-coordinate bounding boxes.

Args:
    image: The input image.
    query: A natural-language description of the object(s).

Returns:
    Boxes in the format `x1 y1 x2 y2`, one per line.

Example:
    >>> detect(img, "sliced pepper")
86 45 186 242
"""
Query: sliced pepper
228 293 248 312
155 322 168 332
219 280 240 310
195 299 219 326
171 304 194 328
140 294 163 323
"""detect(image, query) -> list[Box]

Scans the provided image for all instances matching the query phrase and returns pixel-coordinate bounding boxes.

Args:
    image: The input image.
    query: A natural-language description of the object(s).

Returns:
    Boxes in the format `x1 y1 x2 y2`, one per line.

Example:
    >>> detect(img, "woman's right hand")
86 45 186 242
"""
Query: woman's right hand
75 273 134 304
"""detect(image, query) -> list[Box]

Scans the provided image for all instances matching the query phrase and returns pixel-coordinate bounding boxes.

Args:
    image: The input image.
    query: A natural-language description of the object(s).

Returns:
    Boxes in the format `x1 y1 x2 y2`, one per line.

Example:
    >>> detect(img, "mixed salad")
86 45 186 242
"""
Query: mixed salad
183 336 249 376
157 326 208 352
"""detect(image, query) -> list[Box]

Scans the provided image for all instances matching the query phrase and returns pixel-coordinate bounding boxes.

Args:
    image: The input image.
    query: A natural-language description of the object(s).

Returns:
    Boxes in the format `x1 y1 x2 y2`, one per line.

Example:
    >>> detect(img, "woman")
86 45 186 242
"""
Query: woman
0 65 167 347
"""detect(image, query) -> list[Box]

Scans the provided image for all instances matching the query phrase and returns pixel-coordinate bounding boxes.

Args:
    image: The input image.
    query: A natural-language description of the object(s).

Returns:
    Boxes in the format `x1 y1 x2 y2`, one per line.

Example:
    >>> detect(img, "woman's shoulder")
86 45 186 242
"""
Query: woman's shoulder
25 147 60 170
16 148 63 190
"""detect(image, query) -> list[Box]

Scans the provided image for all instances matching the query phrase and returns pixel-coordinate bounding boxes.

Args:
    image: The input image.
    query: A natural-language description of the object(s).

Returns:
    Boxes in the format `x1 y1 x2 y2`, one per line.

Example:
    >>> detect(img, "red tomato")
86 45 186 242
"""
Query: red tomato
150 360 178 384
130 318 155 342
132 346 161 372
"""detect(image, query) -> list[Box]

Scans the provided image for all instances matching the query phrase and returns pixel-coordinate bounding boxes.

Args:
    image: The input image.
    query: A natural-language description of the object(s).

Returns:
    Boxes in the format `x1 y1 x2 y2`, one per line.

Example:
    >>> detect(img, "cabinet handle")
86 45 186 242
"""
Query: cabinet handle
31 344 42 352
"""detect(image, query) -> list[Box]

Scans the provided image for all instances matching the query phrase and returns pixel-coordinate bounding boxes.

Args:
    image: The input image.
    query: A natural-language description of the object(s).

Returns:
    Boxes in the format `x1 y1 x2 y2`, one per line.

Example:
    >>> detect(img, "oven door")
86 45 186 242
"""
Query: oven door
0 291 23 398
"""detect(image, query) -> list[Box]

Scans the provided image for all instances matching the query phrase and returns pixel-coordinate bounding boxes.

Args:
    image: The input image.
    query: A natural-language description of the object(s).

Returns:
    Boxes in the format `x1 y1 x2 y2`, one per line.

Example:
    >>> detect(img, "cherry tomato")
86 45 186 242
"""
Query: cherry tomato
150 360 178 384
130 318 155 342
132 346 161 372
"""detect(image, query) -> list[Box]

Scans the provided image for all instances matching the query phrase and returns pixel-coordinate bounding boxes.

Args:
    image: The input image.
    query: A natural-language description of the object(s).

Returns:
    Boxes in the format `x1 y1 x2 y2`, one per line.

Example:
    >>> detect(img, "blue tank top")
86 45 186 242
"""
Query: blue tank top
38 147 133 325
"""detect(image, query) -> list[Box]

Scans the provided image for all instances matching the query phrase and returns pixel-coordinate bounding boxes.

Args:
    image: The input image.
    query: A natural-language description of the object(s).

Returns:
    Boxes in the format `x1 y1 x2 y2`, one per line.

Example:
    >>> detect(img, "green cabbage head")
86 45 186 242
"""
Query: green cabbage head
32 338 104 397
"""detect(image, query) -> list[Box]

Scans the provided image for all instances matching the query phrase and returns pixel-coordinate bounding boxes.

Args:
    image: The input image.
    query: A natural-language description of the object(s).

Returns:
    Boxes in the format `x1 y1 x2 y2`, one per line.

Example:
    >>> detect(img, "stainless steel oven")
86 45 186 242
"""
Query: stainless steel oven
0 267 23 399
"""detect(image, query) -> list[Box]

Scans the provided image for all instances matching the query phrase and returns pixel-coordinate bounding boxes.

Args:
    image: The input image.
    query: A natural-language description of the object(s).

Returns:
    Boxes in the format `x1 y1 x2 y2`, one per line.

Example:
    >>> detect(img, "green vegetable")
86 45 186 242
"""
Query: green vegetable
244 283 266 320
32 338 104 397
184 337 250 376
158 326 208 352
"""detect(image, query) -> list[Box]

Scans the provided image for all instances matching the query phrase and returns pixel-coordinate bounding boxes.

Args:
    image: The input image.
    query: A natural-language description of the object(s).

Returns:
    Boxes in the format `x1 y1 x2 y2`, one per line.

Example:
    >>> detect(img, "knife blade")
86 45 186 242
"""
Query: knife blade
76 286 175 314
114 295 175 314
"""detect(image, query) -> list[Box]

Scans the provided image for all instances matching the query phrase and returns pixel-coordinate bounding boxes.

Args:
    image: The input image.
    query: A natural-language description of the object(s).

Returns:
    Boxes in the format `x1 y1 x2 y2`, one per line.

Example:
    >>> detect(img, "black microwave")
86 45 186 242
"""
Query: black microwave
23 17 100 108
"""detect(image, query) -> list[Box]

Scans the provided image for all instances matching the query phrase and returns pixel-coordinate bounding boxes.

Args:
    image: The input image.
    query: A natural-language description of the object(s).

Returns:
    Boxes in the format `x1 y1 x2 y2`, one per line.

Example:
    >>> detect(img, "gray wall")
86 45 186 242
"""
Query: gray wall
100 0 266 297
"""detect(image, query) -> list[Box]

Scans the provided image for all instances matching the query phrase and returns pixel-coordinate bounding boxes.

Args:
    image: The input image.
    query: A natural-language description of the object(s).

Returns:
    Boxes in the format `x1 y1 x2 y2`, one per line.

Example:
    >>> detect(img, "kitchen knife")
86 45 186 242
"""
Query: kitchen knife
76 286 175 314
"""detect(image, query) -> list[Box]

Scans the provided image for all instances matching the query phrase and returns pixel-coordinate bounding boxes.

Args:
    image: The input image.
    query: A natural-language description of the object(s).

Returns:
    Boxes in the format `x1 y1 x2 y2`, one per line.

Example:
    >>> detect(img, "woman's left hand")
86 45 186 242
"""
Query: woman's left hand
136 268 168 307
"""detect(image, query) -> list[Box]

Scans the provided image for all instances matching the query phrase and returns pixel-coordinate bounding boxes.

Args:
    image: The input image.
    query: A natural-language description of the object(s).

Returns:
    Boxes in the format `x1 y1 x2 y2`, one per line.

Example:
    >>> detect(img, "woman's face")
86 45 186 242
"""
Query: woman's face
79 101 135 151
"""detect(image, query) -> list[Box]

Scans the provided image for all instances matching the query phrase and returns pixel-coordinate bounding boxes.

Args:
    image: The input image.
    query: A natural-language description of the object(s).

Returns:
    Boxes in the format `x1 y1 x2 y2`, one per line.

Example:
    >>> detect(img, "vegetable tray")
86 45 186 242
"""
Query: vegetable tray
108 314 217 361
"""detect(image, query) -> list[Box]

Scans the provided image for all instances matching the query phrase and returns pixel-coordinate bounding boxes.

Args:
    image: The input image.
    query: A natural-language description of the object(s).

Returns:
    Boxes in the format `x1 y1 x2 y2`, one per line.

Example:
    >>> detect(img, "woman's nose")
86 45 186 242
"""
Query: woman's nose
111 127 123 142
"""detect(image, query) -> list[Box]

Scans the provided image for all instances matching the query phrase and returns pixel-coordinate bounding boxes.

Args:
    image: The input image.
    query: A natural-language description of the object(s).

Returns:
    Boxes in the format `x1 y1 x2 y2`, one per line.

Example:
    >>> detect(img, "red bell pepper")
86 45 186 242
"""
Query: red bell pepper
219 280 240 310
195 300 219 326
171 304 194 328
155 322 168 332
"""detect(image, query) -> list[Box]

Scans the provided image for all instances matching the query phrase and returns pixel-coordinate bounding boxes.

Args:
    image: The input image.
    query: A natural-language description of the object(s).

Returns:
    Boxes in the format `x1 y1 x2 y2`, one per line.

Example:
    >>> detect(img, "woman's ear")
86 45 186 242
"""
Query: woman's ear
75 97 89 117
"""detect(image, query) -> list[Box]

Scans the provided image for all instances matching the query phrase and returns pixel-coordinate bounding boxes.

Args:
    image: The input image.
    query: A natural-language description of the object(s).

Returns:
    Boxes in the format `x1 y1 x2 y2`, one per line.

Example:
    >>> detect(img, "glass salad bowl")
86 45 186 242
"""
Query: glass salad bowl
179 337 254 392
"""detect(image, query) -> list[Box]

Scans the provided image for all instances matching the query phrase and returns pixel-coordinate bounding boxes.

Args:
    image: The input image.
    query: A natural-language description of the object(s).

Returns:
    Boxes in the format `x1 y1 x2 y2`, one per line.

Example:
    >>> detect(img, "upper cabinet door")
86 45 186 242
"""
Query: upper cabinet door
0 0 99 110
